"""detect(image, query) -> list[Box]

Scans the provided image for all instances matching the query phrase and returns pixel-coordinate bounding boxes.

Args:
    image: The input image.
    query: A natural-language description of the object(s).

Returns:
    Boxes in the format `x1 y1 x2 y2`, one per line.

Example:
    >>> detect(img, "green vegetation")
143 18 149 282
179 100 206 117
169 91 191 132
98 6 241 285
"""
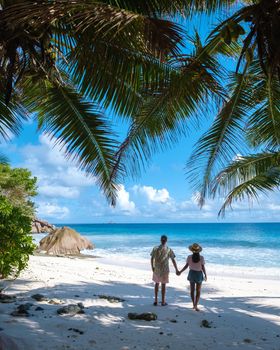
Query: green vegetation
0 1 279 214
0 165 37 278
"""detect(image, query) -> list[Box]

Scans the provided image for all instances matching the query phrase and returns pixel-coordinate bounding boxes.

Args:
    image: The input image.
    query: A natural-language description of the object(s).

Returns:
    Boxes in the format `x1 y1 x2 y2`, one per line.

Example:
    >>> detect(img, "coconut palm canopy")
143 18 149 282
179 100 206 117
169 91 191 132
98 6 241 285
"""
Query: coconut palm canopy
39 226 94 255
0 0 279 214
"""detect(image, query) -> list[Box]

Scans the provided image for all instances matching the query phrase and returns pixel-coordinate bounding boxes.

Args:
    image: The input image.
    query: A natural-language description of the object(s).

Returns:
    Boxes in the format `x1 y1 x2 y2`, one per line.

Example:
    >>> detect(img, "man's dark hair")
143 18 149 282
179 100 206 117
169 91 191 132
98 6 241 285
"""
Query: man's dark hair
161 235 168 243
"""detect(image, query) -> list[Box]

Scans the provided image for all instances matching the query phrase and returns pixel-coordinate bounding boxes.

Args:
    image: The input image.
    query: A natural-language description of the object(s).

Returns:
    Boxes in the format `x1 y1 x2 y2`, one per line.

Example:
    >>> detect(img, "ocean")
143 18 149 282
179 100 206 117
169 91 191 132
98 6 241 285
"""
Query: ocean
35 222 280 269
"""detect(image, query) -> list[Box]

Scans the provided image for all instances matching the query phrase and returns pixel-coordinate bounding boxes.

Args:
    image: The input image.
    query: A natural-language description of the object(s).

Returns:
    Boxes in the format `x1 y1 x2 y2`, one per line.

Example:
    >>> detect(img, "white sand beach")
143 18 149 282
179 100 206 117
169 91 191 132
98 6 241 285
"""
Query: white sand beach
0 255 280 350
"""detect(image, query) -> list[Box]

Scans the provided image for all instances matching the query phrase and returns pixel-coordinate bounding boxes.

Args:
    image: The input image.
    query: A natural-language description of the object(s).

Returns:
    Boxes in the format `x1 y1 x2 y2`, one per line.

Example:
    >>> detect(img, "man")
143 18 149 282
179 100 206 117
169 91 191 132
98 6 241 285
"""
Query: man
150 235 178 306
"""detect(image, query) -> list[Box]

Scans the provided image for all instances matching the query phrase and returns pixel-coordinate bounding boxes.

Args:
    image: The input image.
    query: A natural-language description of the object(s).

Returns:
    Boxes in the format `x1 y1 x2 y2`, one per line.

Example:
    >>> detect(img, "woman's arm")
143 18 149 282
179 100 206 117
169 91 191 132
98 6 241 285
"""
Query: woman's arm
179 262 189 275
202 264 207 281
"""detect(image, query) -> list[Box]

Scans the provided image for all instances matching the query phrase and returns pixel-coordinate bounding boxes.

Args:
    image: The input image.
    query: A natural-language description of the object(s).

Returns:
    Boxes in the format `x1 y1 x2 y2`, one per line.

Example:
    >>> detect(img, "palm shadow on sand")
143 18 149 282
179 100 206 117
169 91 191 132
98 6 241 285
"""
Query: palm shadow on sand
1 275 279 350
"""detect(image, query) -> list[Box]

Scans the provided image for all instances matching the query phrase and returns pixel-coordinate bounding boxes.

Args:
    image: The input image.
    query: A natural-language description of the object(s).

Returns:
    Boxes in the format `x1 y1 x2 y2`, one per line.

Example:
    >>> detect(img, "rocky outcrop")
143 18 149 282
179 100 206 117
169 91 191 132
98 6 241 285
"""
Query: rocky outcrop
38 226 94 255
31 218 55 234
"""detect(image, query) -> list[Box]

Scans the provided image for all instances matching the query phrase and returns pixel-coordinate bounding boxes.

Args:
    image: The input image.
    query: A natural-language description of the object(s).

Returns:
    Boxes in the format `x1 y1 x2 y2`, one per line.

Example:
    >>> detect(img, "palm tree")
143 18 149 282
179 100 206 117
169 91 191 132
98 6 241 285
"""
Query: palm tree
3 0 278 214
0 0 234 205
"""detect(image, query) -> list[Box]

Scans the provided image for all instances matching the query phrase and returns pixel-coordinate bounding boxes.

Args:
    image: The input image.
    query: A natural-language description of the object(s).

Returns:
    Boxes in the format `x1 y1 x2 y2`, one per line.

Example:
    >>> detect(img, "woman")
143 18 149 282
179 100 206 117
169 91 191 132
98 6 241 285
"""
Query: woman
178 243 207 311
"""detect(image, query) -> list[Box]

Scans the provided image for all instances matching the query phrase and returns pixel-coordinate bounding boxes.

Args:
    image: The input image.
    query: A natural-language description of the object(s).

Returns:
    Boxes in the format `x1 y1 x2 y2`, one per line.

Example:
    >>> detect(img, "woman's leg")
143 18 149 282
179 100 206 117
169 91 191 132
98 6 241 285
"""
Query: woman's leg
194 283 202 311
190 282 195 308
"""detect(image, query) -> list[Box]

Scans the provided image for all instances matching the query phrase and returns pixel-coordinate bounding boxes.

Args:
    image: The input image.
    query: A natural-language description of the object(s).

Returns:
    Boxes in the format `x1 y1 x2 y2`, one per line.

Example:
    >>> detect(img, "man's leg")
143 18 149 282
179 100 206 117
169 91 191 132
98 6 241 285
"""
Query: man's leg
154 283 159 305
194 283 202 311
190 282 195 308
161 283 166 305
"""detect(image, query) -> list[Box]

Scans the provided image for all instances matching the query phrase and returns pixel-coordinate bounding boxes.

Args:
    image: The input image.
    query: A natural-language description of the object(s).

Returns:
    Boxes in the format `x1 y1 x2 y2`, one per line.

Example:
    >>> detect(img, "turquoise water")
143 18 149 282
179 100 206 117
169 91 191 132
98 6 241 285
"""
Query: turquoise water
52 223 280 268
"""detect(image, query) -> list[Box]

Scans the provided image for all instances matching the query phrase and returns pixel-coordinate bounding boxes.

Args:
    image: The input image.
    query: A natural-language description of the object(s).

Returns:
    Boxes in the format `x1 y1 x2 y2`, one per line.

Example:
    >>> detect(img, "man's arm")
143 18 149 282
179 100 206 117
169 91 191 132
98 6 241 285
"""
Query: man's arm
171 258 179 274
151 257 155 272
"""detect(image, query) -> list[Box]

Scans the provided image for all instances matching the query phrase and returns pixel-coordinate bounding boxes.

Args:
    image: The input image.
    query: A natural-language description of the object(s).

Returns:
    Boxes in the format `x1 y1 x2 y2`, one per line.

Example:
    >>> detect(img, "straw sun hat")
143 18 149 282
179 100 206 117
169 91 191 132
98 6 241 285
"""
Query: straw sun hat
189 243 202 253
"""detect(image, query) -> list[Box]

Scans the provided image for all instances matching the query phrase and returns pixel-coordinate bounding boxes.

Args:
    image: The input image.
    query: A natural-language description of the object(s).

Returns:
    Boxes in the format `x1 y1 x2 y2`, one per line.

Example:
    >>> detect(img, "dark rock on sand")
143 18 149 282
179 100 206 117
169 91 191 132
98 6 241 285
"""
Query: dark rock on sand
244 338 253 343
57 304 85 316
48 298 63 305
68 328 84 335
31 294 48 302
11 303 33 317
200 319 212 328
35 306 44 311
128 312 157 321
0 294 16 303
98 295 125 303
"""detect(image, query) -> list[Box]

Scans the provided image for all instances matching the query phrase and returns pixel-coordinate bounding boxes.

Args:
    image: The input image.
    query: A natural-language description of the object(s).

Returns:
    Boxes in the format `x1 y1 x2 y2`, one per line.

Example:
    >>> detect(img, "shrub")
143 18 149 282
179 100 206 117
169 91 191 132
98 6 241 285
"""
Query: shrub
0 196 36 278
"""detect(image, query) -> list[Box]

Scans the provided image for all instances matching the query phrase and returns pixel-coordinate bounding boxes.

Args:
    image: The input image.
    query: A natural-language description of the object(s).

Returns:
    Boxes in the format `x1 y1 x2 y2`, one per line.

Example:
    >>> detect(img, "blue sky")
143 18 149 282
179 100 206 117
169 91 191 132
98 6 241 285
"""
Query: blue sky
2 116 280 224
2 8 280 224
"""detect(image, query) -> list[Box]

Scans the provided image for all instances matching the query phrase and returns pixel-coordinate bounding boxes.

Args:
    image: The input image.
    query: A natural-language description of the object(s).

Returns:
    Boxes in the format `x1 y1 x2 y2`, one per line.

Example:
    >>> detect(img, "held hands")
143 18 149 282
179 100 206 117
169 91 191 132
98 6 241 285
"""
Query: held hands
176 269 181 276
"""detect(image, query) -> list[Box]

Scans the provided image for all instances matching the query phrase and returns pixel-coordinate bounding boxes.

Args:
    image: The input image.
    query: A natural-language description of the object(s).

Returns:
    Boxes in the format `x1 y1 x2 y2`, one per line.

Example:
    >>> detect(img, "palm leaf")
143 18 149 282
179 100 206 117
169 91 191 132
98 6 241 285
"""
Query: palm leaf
1 0 184 108
187 61 256 207
67 40 175 118
246 68 280 149
23 80 120 205
212 152 280 216
0 154 8 165
1 1 185 56
111 34 227 180
0 95 25 140
98 0 235 16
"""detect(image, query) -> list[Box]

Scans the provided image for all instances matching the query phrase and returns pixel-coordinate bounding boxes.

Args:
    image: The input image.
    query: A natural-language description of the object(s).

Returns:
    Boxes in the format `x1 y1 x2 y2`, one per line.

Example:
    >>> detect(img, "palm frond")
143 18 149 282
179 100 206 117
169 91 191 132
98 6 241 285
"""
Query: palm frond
0 95 25 140
1 1 185 55
246 68 280 148
67 41 175 118
0 153 8 165
186 61 255 207
23 80 121 205
212 152 280 216
99 0 235 16
208 1 280 78
111 35 226 180
0 0 184 106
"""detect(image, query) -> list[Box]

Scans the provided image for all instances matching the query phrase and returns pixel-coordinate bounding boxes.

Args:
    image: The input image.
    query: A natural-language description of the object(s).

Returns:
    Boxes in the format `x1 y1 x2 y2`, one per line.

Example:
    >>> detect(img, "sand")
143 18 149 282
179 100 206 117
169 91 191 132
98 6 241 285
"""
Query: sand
0 255 279 350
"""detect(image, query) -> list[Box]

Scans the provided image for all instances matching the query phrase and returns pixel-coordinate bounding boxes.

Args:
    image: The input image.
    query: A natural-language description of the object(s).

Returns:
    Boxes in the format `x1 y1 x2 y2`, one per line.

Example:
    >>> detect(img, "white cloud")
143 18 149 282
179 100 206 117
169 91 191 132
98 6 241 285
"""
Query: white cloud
19 133 96 201
133 185 171 203
39 185 80 199
267 204 280 211
55 167 96 187
115 184 136 214
36 202 70 219
11 130 280 222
